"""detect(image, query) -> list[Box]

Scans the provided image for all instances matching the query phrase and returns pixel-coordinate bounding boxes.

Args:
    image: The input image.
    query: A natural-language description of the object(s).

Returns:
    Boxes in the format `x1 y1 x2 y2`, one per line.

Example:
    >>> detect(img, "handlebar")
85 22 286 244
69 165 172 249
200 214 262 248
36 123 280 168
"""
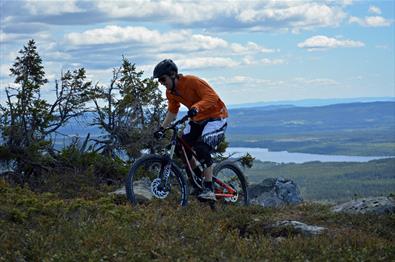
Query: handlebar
166 115 189 131
154 115 189 140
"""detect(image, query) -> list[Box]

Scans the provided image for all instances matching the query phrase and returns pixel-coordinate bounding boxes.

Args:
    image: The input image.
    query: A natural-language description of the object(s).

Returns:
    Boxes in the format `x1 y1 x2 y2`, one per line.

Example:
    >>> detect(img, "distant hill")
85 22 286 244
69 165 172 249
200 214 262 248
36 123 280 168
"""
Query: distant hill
60 101 395 138
226 101 395 156
227 101 395 135
228 97 395 109
55 101 395 155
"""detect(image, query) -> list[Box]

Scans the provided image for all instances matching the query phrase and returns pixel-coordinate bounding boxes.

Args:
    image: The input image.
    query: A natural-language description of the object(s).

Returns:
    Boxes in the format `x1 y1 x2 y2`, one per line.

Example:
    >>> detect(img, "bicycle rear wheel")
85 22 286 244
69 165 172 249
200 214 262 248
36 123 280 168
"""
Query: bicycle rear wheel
213 160 249 205
125 154 189 206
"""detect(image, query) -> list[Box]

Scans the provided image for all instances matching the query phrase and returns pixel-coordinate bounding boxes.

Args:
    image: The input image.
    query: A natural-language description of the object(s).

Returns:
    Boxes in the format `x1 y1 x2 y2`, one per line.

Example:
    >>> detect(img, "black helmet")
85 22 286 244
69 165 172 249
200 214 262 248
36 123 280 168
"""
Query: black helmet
153 59 178 78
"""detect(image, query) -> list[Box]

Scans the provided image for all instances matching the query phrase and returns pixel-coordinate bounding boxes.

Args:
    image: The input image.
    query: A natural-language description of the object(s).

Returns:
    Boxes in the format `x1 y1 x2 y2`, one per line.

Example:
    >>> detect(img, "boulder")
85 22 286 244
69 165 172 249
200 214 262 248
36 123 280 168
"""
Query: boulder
110 178 153 202
332 196 395 215
265 220 327 237
249 177 303 207
111 186 126 195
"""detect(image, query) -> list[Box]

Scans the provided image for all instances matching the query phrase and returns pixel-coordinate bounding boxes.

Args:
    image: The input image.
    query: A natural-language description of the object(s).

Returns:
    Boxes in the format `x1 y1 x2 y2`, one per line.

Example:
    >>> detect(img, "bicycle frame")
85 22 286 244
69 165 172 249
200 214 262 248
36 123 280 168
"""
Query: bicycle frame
163 117 237 199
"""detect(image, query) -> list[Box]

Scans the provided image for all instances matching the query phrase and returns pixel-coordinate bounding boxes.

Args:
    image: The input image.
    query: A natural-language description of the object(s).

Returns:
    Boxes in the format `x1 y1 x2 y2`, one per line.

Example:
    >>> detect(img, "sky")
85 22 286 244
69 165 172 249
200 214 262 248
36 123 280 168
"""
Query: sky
0 0 394 106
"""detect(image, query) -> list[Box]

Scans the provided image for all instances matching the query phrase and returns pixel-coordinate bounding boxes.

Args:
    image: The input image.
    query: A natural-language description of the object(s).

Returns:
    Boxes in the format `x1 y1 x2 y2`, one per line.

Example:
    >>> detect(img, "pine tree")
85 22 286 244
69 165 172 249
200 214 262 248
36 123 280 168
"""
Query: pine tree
0 40 91 183
4 39 48 147
90 57 166 160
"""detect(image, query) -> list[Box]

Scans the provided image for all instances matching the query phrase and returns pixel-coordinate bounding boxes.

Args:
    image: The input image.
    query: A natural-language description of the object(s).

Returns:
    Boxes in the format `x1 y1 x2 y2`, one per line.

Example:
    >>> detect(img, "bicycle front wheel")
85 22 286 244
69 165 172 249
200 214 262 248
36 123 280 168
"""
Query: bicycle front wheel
125 154 189 207
213 160 249 206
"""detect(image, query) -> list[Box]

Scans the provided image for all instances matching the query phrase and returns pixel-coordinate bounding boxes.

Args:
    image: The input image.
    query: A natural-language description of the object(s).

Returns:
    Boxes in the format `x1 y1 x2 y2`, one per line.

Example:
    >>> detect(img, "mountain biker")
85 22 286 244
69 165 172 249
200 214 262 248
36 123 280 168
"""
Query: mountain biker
153 59 228 201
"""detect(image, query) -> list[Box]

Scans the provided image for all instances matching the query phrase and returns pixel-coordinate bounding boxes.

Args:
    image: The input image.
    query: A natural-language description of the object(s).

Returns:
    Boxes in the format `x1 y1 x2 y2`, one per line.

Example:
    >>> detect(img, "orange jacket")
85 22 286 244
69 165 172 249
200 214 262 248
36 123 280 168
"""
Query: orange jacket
166 75 228 122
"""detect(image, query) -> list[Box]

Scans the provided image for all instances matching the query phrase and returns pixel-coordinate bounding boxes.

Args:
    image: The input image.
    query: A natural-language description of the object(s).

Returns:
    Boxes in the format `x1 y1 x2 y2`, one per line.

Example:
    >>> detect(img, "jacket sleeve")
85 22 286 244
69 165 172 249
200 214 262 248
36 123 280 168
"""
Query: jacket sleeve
166 91 180 114
191 79 219 113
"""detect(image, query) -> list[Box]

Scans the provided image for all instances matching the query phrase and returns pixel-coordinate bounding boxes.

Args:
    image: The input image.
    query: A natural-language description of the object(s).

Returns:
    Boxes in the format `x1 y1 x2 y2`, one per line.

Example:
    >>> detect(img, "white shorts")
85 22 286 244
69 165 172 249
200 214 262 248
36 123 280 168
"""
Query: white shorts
183 118 227 148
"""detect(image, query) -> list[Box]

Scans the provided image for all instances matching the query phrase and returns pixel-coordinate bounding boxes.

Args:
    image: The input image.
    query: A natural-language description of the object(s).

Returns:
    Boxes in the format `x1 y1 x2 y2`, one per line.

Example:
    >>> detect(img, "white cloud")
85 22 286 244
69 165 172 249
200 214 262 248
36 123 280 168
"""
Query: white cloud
65 26 229 52
4 1 351 33
189 34 228 50
298 35 364 51
235 2 346 32
92 1 347 32
24 0 83 15
211 76 339 92
325 0 353 6
243 56 285 65
231 42 276 54
293 77 339 86
177 57 240 70
95 0 233 24
0 64 11 78
368 5 381 15
85 68 114 83
0 31 22 43
261 58 285 65
349 16 391 27
209 75 285 88
66 25 161 46
64 25 278 62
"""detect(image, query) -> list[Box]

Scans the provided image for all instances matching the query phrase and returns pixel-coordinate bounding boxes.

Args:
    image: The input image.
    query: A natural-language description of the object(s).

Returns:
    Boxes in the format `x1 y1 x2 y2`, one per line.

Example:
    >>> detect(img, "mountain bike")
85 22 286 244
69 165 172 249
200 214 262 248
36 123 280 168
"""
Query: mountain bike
125 115 249 207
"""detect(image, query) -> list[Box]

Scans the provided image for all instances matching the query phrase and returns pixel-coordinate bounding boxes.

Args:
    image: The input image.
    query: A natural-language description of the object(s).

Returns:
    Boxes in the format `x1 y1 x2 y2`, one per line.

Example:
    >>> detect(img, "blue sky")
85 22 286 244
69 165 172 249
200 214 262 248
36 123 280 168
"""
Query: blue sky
1 0 394 106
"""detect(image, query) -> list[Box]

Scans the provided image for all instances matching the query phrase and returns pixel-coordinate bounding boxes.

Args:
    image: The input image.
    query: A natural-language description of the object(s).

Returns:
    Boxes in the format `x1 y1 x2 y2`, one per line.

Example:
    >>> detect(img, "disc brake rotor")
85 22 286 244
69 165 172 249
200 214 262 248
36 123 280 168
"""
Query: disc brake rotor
151 178 170 199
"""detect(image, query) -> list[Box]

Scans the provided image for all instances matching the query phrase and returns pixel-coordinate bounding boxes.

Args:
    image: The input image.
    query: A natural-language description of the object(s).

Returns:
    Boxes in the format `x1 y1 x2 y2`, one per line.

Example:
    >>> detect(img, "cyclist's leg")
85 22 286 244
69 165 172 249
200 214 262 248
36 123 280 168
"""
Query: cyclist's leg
193 142 216 200
196 119 228 201
179 121 205 171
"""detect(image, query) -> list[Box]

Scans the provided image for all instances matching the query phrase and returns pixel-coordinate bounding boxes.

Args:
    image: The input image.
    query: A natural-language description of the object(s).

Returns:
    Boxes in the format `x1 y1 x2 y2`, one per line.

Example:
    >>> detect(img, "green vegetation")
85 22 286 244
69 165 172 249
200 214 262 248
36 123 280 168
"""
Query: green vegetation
0 40 164 190
1 180 394 261
245 158 395 202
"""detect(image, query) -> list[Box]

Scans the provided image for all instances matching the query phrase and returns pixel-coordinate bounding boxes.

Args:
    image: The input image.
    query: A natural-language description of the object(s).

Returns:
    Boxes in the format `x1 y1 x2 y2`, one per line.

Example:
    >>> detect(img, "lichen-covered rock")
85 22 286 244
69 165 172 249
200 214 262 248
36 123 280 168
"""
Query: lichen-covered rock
276 220 327 236
264 220 327 237
249 177 303 207
111 186 126 195
110 178 152 201
332 197 395 214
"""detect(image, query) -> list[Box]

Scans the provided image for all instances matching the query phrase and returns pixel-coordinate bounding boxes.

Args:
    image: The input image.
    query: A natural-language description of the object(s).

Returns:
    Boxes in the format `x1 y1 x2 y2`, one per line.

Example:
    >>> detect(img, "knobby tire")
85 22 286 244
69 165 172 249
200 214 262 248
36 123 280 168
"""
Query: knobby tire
125 154 189 207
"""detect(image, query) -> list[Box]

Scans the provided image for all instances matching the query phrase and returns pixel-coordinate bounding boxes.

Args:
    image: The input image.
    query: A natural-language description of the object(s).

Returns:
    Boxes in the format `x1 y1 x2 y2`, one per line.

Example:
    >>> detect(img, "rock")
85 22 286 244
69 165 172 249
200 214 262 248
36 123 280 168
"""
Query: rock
249 177 303 207
110 178 153 202
133 178 153 202
266 220 327 237
332 197 395 215
111 186 126 195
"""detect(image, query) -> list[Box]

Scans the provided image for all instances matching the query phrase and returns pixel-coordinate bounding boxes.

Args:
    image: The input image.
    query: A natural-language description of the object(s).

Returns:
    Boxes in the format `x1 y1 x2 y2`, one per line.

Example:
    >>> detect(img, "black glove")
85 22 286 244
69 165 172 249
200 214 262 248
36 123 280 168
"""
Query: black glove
154 127 165 139
187 107 198 117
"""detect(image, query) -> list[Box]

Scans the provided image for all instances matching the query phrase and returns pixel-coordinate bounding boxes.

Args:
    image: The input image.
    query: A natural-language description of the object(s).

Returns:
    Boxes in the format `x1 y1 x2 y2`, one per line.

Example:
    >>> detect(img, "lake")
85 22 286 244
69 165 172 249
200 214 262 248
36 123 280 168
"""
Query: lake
225 147 394 164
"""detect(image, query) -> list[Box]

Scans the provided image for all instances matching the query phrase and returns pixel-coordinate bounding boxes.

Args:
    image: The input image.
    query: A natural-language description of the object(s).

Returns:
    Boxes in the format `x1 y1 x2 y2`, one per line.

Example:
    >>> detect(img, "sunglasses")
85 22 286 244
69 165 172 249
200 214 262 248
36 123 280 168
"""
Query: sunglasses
158 76 167 85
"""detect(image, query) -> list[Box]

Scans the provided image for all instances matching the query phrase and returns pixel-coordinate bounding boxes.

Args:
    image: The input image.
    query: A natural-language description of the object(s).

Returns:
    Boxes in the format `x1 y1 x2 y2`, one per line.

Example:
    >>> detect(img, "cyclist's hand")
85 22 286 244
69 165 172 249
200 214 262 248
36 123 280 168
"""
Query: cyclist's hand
187 107 198 118
154 127 165 139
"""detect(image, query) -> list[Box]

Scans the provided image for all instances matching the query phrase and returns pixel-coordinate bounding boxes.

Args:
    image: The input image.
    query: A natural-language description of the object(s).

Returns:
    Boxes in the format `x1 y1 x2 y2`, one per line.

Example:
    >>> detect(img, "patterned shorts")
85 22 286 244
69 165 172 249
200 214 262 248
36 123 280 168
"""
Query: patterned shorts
183 118 227 149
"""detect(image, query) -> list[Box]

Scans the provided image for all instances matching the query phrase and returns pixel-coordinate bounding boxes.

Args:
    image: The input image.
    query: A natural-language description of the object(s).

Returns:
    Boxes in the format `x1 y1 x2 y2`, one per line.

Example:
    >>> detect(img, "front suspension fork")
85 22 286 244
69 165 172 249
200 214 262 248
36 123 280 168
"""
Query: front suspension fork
159 142 176 188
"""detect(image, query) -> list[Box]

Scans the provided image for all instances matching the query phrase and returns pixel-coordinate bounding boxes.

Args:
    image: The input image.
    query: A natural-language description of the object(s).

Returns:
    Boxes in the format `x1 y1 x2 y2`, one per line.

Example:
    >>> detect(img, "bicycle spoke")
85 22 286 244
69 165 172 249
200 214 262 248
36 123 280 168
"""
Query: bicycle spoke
214 162 249 205
126 155 188 206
